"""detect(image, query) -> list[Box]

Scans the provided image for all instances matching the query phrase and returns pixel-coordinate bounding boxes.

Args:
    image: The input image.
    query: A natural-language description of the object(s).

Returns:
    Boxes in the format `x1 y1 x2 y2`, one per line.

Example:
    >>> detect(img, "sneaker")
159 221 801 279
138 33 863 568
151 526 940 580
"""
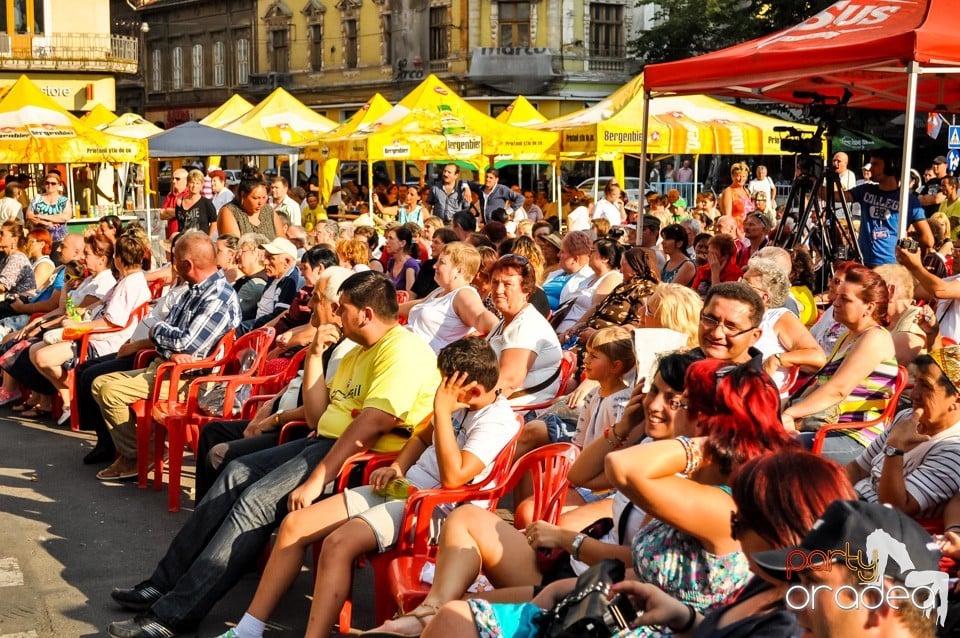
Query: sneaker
111 581 163 611
107 612 176 638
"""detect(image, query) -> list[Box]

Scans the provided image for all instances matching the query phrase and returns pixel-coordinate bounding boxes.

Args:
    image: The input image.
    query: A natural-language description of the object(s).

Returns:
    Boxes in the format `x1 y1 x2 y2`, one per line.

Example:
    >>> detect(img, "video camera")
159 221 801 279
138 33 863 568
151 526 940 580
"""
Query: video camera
776 89 853 155
774 126 824 155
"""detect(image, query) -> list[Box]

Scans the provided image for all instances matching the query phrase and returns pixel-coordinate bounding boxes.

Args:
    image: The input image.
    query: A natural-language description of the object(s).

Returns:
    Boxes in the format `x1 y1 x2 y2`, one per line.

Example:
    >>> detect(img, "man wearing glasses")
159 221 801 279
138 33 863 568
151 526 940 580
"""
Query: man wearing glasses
160 168 189 238
695 282 764 365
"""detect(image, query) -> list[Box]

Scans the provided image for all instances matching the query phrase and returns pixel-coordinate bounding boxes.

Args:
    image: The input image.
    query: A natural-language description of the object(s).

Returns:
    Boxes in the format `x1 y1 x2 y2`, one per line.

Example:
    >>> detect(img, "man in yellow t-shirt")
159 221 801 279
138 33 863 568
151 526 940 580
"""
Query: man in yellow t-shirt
107 271 439 636
938 176 960 240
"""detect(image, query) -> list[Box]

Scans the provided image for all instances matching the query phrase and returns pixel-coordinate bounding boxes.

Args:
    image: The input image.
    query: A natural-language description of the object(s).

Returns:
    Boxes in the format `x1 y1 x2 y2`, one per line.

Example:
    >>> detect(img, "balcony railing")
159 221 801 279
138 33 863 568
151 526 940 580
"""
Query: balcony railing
0 32 139 74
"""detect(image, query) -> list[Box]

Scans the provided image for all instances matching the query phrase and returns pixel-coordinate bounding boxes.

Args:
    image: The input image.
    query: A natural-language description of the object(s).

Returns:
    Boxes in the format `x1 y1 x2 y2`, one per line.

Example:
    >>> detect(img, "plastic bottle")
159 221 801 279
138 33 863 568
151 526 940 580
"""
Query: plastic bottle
65 295 80 321
375 478 417 500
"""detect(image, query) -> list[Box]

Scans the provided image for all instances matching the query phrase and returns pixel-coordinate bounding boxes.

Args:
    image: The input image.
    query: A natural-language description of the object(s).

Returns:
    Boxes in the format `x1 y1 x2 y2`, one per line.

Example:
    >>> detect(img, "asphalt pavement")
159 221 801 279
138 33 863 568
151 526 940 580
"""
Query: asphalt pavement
0 413 373 637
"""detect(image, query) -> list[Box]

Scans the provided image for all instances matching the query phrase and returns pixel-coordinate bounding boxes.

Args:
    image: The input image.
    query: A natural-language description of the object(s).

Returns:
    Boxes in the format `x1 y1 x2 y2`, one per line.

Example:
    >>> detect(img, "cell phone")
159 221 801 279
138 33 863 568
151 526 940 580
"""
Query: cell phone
897 237 919 253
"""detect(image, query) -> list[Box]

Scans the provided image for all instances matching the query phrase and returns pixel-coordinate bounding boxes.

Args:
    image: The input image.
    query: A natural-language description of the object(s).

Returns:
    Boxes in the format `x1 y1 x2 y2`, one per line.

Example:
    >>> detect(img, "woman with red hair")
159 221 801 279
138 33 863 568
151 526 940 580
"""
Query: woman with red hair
26 227 54 290
407 358 795 638
782 264 898 463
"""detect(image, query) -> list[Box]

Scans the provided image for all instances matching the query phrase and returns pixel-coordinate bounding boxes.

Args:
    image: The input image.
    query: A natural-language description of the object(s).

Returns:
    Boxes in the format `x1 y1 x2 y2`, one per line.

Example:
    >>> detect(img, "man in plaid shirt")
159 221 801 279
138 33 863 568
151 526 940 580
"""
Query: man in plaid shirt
92 231 241 481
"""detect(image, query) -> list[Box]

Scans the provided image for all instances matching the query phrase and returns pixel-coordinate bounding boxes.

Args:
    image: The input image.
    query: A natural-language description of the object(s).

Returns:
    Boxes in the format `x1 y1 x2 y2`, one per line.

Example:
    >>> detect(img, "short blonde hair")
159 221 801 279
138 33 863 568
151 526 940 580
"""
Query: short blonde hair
187 168 205 184
929 212 950 243
516 219 533 237
874 263 915 301
423 216 444 231
730 161 750 177
585 325 636 373
336 238 369 267
440 242 482 281
651 282 703 348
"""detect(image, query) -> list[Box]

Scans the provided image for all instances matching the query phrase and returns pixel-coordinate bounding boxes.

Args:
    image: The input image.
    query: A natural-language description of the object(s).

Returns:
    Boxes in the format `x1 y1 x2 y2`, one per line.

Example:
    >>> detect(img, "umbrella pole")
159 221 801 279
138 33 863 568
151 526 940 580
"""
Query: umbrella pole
593 156 600 202
368 160 374 217
693 155 700 206
66 164 75 217
637 91 651 247
555 160 562 232
144 163 153 245
898 62 920 240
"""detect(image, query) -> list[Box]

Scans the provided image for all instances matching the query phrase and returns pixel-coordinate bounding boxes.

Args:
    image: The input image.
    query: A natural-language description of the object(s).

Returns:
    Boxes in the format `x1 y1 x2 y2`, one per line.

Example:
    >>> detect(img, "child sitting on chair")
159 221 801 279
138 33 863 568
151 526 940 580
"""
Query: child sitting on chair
215 336 520 638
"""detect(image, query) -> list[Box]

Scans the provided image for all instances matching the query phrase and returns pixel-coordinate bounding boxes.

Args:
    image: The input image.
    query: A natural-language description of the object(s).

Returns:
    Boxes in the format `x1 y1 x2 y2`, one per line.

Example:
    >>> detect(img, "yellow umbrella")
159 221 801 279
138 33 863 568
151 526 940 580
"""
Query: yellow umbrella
200 94 255 128
80 103 119 128
0 75 146 164
225 87 336 146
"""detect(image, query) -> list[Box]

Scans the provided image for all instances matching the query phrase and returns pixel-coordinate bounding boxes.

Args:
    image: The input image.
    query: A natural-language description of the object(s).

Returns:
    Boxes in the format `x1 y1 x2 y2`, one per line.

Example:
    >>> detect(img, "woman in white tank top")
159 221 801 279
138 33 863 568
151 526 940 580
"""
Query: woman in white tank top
402 242 499 353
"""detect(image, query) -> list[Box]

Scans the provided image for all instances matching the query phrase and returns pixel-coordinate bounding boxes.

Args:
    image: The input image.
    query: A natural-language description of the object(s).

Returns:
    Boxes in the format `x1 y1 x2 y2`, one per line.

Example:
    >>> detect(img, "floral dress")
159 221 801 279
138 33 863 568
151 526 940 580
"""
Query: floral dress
30 195 69 242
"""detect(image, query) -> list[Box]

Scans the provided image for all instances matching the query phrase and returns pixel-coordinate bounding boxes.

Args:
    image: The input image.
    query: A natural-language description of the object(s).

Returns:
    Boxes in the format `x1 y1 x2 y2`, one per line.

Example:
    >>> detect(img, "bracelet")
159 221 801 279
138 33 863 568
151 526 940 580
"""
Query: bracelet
570 532 587 561
603 426 628 449
670 603 697 633
677 436 702 476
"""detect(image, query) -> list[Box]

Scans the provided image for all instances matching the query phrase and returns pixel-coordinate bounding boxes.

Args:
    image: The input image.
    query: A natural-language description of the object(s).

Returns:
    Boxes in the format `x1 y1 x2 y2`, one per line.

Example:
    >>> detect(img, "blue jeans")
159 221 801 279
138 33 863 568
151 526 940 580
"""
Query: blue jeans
799 431 866 466
147 435 336 629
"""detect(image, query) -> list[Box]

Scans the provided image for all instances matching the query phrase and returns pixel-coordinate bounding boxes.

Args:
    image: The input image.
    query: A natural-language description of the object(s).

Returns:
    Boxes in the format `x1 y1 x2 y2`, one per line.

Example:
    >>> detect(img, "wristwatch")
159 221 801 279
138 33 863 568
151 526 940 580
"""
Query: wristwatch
570 533 587 560
884 445 905 457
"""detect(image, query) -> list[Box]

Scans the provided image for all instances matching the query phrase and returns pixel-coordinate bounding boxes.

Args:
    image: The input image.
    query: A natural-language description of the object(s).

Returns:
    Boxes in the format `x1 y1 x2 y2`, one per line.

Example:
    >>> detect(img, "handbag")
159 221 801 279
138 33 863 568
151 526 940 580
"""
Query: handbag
535 558 632 638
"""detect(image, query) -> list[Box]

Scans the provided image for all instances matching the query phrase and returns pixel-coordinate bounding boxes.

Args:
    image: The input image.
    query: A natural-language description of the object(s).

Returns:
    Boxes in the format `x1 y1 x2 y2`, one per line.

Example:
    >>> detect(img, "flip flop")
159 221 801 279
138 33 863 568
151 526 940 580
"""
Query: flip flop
11 402 37 413
362 603 439 637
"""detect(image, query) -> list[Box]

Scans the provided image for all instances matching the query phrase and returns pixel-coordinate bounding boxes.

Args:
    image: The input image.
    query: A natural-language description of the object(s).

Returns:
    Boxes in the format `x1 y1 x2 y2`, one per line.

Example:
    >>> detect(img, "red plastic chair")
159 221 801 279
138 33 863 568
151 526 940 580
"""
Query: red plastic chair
149 328 276 511
330 422 526 631
386 442 578 621
511 350 578 413
811 365 908 455
64 301 152 432
135 329 236 491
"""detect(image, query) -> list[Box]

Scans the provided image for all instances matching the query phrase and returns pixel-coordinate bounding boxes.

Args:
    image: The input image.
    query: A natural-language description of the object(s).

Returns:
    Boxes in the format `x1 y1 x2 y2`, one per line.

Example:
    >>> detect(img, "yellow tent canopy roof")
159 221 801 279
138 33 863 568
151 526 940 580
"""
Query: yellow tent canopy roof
534 73 818 157
0 75 146 164
224 87 336 146
303 93 393 161
200 94 254 129
495 96 548 127
80 103 119 128
325 74 557 165
98 113 164 139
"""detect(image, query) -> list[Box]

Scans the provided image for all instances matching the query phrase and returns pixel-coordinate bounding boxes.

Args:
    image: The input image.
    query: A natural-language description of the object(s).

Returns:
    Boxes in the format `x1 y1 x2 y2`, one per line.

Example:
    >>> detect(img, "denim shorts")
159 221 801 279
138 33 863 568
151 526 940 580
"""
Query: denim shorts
540 413 578 444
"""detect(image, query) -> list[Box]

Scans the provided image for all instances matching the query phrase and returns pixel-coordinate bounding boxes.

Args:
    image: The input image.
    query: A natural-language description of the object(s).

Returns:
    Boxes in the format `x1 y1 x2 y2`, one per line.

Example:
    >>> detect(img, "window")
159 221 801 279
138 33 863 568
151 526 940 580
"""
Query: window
9 0 43 34
381 13 392 66
236 38 249 84
151 48 162 91
343 19 357 69
269 28 289 73
309 23 323 71
498 1 530 48
590 3 624 57
213 41 225 86
429 6 448 61
171 46 183 90
192 44 203 88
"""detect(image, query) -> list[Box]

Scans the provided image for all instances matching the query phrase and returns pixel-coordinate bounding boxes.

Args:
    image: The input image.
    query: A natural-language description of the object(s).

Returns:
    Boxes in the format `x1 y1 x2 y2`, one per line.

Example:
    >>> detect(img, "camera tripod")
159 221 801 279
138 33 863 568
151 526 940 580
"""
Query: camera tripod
772 157 862 290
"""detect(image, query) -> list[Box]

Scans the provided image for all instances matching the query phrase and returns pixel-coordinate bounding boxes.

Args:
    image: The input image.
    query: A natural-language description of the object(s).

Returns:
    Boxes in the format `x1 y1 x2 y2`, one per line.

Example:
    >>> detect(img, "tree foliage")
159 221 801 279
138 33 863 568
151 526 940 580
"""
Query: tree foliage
631 0 835 64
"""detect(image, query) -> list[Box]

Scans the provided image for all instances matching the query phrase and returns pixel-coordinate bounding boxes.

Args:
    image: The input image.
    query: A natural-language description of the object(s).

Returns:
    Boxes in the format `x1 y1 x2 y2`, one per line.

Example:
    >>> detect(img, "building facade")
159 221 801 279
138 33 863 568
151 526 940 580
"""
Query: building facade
136 0 258 128
252 0 650 122
0 0 138 112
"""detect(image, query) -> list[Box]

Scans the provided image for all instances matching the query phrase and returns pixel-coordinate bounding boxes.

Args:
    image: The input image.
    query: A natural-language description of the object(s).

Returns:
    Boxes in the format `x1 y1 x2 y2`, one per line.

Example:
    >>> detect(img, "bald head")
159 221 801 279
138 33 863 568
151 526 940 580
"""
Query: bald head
832 152 849 172
715 215 738 236
175 230 218 282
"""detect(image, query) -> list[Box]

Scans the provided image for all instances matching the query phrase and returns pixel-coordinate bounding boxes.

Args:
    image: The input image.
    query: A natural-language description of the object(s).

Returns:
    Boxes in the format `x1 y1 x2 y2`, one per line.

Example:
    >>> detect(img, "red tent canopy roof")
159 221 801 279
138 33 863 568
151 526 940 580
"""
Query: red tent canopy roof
644 0 960 111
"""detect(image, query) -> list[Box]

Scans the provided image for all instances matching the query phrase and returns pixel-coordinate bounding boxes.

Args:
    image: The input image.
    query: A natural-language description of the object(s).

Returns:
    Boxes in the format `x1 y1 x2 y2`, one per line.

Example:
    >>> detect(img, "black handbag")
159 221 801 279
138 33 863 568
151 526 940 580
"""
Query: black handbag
535 558 635 638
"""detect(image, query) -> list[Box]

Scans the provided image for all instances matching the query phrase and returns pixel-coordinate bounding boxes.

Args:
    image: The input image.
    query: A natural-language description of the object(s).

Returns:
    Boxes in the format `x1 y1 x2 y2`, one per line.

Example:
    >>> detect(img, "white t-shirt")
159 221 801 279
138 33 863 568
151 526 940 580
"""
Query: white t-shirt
91 271 152 355
567 206 591 232
573 385 631 448
72 269 117 307
592 199 623 226
754 307 791 388
407 285 479 354
747 176 776 200
935 274 960 344
487 304 563 406
405 396 520 489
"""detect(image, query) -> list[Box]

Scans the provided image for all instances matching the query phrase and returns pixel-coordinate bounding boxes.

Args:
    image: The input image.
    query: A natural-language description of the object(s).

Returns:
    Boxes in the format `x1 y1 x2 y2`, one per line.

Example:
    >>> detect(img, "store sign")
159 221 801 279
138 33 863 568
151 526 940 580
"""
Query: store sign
0 73 115 111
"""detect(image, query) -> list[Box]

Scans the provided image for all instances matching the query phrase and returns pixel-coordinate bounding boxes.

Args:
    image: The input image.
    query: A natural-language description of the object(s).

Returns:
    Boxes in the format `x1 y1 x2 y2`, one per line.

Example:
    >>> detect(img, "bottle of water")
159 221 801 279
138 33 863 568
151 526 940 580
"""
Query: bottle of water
65 295 80 321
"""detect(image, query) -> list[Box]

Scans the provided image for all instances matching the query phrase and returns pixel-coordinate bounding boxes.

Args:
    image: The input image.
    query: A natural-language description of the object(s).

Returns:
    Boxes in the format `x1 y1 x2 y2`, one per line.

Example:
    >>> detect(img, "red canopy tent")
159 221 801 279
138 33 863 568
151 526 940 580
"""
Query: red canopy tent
639 0 960 233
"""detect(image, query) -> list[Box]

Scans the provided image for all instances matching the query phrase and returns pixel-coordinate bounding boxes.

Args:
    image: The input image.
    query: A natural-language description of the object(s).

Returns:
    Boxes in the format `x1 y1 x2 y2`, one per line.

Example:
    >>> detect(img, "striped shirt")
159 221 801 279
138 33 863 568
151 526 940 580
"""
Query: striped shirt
855 421 960 519
152 269 241 359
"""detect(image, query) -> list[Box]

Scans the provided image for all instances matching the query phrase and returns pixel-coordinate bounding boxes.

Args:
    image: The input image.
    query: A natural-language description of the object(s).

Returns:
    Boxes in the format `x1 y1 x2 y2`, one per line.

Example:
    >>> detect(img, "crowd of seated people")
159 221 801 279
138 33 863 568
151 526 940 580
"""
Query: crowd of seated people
8 163 960 638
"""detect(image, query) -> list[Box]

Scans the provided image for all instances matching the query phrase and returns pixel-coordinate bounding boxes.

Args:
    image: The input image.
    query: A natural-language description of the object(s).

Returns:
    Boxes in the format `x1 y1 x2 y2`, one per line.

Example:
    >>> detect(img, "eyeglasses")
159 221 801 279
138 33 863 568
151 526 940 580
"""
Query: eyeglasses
45 181 58 186
699 311 757 338
730 510 744 540
173 176 185 181
648 383 687 410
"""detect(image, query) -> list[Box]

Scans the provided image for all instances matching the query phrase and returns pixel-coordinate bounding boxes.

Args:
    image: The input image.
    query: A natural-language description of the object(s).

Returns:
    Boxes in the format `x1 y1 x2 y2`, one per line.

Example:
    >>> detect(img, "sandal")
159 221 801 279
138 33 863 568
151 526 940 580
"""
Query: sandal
20 407 52 419
362 602 439 637
11 401 37 413
96 459 139 481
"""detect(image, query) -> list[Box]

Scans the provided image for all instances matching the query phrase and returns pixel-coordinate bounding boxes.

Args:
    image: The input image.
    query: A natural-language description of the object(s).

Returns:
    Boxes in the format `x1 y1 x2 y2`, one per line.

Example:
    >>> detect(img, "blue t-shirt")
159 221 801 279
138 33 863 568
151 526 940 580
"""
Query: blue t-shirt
852 183 926 267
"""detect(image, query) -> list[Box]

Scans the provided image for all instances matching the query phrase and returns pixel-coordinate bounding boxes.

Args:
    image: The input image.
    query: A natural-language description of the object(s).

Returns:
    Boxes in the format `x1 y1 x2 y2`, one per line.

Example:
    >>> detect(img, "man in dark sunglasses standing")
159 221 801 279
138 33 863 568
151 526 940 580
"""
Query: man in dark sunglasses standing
160 168 189 238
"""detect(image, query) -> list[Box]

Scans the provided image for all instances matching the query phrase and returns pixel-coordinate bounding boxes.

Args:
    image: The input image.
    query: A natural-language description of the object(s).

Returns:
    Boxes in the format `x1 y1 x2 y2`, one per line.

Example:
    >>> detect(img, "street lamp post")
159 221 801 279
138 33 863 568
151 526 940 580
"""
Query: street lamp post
140 21 150 115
